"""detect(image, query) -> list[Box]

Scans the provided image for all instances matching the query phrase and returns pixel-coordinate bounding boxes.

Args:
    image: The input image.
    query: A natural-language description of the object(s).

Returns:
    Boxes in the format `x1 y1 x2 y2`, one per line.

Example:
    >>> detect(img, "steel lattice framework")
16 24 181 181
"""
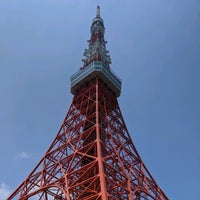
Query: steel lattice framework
8 6 168 200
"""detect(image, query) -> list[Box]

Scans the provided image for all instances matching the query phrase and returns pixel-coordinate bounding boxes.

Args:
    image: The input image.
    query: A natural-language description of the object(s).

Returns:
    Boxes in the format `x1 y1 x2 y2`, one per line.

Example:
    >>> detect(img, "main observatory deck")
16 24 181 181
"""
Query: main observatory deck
71 61 121 98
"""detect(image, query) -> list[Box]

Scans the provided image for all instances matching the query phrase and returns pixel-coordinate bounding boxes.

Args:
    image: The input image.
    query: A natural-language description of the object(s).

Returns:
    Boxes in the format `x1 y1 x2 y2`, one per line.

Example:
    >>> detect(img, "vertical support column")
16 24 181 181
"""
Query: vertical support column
128 172 133 200
95 77 108 200
65 176 71 200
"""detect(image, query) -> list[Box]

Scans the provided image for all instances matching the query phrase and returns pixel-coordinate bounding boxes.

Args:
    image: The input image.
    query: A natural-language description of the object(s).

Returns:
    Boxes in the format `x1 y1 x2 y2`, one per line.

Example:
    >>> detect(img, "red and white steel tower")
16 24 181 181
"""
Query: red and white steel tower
8 6 168 200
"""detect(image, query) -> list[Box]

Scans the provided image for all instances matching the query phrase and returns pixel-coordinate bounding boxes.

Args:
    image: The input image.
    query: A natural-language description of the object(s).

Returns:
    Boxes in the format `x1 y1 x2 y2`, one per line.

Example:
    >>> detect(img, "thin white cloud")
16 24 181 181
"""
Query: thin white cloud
0 183 11 200
17 151 31 159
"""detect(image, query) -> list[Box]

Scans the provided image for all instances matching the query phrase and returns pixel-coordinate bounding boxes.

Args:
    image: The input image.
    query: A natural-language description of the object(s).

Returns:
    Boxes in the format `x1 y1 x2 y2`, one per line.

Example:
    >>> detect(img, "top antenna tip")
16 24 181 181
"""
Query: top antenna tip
96 5 100 17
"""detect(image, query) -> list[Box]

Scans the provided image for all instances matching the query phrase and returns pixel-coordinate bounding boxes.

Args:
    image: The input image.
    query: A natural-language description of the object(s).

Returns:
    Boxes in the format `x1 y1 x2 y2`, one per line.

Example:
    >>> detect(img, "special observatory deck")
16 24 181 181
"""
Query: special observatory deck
71 61 121 97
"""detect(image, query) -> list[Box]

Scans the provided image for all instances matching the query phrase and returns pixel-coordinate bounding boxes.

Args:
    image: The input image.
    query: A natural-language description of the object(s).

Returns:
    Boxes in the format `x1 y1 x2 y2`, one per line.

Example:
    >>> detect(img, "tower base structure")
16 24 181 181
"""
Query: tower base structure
8 77 168 200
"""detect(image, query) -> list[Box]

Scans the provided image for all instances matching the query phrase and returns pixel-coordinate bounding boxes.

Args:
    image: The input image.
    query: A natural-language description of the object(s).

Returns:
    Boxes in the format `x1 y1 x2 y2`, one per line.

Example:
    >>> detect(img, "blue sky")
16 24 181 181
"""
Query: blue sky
0 0 199 199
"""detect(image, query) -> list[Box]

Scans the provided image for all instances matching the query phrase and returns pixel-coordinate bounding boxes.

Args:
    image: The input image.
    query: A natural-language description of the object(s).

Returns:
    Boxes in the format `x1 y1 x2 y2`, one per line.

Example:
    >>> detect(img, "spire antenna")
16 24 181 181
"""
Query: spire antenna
96 5 100 17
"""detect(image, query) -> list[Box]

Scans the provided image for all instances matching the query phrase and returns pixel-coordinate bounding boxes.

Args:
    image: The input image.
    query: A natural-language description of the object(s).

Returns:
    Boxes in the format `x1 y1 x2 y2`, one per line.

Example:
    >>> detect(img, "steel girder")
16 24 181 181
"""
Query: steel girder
8 77 168 200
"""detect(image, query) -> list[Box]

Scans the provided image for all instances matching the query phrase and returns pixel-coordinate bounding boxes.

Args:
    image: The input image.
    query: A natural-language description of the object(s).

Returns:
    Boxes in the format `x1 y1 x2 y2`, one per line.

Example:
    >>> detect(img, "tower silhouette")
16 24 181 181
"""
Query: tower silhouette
8 6 168 200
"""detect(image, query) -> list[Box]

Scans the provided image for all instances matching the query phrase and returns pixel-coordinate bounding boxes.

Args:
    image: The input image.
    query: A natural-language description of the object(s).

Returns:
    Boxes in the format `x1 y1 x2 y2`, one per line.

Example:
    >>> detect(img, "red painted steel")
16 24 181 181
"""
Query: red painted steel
8 77 168 200
8 6 168 200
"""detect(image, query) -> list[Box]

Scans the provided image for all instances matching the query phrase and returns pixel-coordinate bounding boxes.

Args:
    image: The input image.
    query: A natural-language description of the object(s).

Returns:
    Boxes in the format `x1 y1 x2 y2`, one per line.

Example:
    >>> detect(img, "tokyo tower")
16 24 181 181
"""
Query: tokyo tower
8 6 168 200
